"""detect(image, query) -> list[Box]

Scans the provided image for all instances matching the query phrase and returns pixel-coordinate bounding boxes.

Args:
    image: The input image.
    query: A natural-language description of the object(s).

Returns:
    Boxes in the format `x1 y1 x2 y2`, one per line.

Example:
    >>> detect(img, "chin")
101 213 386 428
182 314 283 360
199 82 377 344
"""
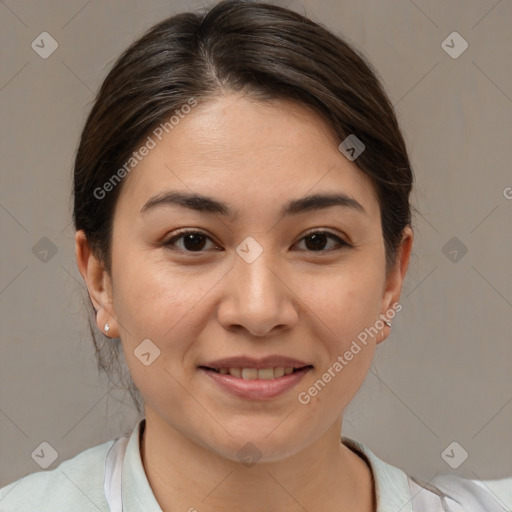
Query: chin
200 421 313 465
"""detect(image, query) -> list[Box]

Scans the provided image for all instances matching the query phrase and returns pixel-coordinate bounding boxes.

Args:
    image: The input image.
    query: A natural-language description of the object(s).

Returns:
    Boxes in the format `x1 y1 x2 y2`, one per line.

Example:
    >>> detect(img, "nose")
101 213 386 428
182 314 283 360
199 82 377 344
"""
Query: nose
217 247 299 337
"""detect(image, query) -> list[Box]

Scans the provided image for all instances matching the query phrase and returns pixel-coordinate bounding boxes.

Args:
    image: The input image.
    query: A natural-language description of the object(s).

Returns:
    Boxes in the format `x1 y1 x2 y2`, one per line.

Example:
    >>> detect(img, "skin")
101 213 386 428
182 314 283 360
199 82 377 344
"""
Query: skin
76 93 413 512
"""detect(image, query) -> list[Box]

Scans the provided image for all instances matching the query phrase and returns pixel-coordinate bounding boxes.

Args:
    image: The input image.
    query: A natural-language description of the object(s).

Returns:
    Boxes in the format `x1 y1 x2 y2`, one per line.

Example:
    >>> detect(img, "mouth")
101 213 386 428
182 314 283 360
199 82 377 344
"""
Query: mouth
199 365 312 380
198 359 313 400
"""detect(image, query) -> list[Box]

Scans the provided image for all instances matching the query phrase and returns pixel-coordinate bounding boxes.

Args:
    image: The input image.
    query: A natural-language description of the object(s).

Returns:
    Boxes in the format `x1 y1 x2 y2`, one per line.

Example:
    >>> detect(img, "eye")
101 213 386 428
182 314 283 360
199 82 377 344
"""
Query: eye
162 229 350 254
294 230 351 252
162 229 218 253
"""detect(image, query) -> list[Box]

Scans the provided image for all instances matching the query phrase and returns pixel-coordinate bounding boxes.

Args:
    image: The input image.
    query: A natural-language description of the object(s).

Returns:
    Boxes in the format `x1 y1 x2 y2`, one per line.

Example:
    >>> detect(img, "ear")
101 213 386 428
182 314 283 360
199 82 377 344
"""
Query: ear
75 230 118 338
377 226 413 345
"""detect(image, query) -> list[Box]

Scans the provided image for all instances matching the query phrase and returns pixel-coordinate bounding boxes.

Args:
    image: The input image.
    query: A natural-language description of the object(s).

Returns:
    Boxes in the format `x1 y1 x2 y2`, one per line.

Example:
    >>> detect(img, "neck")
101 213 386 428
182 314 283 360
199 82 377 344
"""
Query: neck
140 409 376 512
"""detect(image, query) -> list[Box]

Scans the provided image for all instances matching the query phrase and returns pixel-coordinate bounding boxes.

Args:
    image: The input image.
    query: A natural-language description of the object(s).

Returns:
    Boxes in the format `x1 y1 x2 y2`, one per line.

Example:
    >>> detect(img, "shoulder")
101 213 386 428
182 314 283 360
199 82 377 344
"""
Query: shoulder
474 477 512 510
411 473 512 512
0 438 116 511
342 435 511 512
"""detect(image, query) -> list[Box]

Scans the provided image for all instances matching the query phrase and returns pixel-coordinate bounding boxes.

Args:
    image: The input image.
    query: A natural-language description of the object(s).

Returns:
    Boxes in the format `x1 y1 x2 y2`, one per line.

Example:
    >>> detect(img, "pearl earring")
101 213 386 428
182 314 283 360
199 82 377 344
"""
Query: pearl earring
104 323 110 333
384 320 391 328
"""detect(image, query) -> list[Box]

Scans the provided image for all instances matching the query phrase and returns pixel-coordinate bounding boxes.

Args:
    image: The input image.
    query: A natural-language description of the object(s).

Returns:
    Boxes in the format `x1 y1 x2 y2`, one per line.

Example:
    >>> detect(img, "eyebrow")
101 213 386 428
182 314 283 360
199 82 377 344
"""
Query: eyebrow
140 190 366 218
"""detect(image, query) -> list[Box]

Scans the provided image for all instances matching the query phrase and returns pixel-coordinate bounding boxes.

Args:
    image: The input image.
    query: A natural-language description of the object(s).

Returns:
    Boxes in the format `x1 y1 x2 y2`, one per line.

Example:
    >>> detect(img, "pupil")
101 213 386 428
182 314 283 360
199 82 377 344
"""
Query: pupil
305 233 327 251
184 233 206 251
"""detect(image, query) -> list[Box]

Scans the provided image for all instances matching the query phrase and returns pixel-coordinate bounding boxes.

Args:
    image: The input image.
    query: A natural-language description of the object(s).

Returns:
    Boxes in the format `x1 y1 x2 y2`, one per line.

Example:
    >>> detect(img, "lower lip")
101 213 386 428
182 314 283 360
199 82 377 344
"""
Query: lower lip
200 367 312 400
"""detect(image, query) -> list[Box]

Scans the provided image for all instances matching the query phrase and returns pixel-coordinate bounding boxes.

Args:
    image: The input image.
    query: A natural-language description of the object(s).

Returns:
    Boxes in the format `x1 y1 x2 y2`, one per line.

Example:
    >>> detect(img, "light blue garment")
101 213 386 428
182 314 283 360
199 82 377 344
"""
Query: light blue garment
0 418 510 511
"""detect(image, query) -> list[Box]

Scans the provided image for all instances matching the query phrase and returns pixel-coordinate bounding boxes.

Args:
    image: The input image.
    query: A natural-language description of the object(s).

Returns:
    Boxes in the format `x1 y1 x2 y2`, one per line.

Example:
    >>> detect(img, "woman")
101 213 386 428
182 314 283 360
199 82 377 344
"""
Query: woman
1 1 510 510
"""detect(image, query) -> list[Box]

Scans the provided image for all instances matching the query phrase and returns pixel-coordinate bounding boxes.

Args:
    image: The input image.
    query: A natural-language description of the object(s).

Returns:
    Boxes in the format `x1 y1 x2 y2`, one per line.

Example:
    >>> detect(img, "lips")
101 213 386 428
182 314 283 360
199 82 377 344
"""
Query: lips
199 356 313 399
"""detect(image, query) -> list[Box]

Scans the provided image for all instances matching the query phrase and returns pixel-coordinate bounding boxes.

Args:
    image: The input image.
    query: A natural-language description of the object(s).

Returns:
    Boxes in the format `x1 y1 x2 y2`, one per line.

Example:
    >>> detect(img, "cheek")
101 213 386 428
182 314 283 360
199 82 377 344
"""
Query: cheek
310 262 384 344
111 251 223 367
113 249 196 325
296 271 382 417
296 261 383 400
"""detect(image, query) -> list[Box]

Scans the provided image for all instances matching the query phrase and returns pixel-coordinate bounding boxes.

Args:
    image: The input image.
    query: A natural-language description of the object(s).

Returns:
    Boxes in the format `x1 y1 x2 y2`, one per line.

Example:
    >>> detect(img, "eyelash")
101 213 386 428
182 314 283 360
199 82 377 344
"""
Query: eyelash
161 228 352 254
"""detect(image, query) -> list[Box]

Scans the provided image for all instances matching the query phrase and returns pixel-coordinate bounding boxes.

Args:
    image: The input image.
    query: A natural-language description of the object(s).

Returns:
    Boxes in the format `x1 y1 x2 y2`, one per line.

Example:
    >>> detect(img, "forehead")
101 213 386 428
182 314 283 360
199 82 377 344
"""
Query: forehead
114 94 380 223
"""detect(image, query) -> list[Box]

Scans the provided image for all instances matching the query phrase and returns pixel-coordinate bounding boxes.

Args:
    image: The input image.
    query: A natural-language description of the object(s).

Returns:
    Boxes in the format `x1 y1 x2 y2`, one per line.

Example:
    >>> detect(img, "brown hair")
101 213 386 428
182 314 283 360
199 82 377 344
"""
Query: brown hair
73 0 414 413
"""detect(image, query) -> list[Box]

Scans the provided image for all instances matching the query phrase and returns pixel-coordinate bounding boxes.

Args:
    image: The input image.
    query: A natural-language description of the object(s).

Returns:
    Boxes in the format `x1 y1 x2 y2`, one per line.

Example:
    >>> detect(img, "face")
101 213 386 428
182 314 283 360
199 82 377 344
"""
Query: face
76 93 412 463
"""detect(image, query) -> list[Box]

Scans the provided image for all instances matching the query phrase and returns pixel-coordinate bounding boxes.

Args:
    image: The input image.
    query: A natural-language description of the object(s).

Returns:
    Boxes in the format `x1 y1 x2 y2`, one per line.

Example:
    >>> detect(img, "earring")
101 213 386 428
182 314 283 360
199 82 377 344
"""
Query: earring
104 323 110 333
384 320 391 328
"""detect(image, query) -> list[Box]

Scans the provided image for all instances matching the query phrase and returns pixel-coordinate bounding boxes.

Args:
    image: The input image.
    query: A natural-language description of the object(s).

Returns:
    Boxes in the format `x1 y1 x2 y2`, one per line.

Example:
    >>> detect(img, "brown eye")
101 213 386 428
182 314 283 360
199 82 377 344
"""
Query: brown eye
296 231 349 252
163 230 217 252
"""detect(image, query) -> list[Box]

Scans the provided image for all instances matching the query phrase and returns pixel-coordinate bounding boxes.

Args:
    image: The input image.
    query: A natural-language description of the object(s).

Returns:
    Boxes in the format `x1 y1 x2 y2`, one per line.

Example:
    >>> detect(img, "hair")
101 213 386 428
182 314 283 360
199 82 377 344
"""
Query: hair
72 0 415 414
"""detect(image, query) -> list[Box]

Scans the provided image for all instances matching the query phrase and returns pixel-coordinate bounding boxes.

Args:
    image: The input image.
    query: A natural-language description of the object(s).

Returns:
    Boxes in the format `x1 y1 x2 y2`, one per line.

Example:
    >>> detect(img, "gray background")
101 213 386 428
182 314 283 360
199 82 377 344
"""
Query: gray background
1 0 511 491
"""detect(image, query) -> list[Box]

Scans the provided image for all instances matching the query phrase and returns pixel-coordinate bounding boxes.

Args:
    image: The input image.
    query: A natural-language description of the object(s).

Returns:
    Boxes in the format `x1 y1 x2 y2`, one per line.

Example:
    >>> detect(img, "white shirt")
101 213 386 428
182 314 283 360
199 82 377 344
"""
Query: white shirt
0 418 510 511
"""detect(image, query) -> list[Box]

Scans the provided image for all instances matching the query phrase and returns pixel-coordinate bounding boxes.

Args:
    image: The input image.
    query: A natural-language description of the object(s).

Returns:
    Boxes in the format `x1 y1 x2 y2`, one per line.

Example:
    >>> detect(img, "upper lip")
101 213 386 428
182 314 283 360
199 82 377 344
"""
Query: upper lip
200 356 312 369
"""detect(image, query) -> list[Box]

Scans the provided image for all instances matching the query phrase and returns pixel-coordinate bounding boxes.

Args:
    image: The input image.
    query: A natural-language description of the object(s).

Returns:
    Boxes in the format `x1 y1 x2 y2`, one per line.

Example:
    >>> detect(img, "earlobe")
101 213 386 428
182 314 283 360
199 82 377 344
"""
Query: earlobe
74 230 118 337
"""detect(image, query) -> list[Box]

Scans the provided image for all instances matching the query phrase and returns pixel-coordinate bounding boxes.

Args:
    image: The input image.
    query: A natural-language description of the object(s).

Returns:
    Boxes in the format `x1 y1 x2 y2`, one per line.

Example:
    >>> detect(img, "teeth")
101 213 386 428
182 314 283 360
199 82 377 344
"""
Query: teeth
241 368 258 380
274 366 285 378
217 367 296 379
229 367 242 378
257 368 274 380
